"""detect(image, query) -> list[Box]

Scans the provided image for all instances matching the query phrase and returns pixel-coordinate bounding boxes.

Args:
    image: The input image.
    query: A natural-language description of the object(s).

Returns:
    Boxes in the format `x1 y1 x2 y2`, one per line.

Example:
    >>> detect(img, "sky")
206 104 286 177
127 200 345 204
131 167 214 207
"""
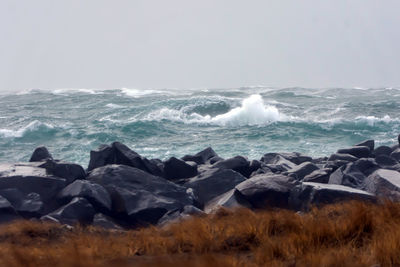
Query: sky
1 0 400 91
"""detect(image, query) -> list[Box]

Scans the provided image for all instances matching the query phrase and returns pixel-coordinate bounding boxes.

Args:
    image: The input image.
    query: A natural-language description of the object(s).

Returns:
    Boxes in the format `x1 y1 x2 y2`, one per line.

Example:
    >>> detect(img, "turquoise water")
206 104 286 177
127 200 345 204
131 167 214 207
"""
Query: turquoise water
1 87 399 168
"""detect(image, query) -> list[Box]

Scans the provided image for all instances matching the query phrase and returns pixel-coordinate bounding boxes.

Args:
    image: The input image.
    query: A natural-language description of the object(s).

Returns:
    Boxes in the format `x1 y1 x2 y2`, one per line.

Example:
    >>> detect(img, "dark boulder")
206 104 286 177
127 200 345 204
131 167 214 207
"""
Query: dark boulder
365 169 400 201
87 165 194 225
204 189 251 213
290 182 375 211
87 144 115 171
212 156 251 177
0 195 20 223
328 153 358 162
0 189 43 217
158 205 204 226
337 146 371 159
261 152 311 165
375 154 398 167
390 148 400 162
164 157 198 180
42 197 95 225
235 173 299 209
183 168 246 206
57 180 112 213
262 155 297 173
39 159 86 184
373 146 393 157
92 213 123 230
29 146 53 162
181 147 218 165
355 140 375 152
324 160 352 171
284 162 319 180
303 168 332 183
209 156 224 164
328 164 365 189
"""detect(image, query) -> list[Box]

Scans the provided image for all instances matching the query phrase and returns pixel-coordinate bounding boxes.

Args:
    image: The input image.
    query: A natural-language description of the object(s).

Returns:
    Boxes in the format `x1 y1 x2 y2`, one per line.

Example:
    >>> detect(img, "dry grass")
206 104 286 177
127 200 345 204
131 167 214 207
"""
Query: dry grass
1 201 400 266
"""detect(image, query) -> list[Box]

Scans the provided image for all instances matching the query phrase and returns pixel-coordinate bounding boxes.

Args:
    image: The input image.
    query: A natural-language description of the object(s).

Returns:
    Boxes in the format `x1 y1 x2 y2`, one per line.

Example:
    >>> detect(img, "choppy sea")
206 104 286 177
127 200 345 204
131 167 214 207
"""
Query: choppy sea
1 87 399 167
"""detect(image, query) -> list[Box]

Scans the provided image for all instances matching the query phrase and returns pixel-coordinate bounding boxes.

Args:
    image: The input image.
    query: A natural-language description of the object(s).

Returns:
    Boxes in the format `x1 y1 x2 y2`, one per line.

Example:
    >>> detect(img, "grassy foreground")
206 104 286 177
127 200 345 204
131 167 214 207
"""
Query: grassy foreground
1 201 400 267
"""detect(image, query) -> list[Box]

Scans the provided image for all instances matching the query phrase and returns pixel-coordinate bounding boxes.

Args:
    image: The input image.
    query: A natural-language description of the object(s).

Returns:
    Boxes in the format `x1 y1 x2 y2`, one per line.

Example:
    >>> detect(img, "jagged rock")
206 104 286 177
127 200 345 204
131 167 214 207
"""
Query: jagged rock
183 168 246 206
375 155 398 167
284 162 319 180
328 153 358 162
209 156 224 164
87 142 163 176
92 213 123 230
204 189 252 213
57 180 112 212
0 195 20 223
87 165 194 225
352 158 380 176
373 146 393 157
164 157 198 180
181 147 218 165
262 155 297 173
390 148 400 161
29 146 53 162
235 173 299 209
42 197 95 225
212 156 251 177
250 164 273 177
261 152 312 165
39 159 86 184
329 164 365 189
18 193 44 218
355 140 375 152
290 182 376 210
337 146 371 158
303 168 332 183
324 160 351 171
365 169 400 201
0 163 66 203
158 205 204 226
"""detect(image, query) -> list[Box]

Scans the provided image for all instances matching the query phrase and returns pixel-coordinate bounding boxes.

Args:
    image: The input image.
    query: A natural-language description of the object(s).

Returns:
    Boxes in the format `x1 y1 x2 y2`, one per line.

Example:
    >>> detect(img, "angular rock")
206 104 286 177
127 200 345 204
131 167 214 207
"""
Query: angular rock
181 147 218 165
158 205 204 226
261 152 311 165
262 155 297 173
355 140 375 152
209 156 224 164
373 146 393 157
88 144 115 171
337 146 371 159
29 146 53 162
87 165 194 225
303 168 332 183
183 168 246 206
284 162 319 180
204 189 251 213
164 157 198 180
92 213 123 230
0 195 20 223
365 169 400 201
39 159 86 184
375 155 398 167
43 197 95 225
57 180 112 212
328 153 358 162
212 156 251 177
324 160 351 171
390 148 400 162
235 173 299 209
18 193 44 218
290 182 376 210
328 164 366 189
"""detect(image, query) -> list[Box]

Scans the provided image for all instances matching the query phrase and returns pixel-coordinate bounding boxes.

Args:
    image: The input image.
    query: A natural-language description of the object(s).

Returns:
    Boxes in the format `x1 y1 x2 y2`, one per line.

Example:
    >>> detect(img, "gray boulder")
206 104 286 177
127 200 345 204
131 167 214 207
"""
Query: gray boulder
284 162 319 180
337 146 371 158
261 152 312 165
235 173 299 209
42 197 95 225
57 180 112 212
390 148 400 162
164 157 198 180
0 195 20 223
303 168 332 183
183 168 246 206
375 155 398 167
29 146 53 162
204 189 251 213
355 140 375 152
328 153 358 162
212 156 251 177
262 155 297 173
181 147 218 165
158 205 204 226
0 189 43 218
365 169 400 201
39 159 86 184
92 213 123 230
373 146 393 157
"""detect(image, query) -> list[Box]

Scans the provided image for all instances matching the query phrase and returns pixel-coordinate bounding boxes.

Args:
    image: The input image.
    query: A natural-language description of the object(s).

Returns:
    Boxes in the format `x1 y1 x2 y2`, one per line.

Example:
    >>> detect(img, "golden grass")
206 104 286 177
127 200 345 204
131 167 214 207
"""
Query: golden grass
1 201 400 266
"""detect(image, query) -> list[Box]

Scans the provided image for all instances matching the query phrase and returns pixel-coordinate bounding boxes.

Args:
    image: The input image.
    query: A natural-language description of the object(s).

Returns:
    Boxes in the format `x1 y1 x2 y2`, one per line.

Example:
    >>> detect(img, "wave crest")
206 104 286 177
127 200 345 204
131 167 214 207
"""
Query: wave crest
0 120 55 138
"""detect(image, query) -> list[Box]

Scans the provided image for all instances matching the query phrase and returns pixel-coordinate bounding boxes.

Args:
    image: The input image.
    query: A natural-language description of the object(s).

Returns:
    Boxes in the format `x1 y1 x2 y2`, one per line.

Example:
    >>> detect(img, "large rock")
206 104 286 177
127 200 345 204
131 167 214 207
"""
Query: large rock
303 168 332 183
181 147 218 165
261 155 297 173
390 148 400 162
212 156 251 177
284 162 319 180
337 146 371 159
183 168 246 207
57 180 112 212
163 157 198 180
355 140 375 152
0 163 66 202
373 146 393 157
0 195 20 223
39 159 86 184
29 146 53 162
290 182 376 210
87 165 194 225
0 189 43 217
87 142 163 176
365 169 400 201
92 213 123 230
261 152 312 165
235 173 299 209
158 205 204 226
328 153 358 162
42 197 95 225
204 189 251 213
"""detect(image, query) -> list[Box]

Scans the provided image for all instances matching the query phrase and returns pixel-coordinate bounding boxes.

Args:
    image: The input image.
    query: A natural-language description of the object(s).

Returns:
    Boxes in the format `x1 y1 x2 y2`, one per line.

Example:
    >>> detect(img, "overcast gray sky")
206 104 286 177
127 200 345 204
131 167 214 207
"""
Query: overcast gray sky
1 0 399 91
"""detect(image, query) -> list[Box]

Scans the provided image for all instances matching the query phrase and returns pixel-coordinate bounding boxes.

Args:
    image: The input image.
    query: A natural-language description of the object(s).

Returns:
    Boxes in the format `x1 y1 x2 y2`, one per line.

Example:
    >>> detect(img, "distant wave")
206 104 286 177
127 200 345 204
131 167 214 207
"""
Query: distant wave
0 120 55 138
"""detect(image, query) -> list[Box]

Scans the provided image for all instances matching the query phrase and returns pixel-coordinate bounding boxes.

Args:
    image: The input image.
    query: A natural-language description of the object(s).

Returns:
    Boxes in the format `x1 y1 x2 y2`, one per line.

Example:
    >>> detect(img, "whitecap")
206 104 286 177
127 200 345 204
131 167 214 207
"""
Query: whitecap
105 103 124 109
0 120 54 138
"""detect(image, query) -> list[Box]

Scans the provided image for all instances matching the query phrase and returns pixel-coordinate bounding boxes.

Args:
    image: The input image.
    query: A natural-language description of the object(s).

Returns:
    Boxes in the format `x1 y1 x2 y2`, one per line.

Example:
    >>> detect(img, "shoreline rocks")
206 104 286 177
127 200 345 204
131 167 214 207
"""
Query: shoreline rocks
1 136 400 229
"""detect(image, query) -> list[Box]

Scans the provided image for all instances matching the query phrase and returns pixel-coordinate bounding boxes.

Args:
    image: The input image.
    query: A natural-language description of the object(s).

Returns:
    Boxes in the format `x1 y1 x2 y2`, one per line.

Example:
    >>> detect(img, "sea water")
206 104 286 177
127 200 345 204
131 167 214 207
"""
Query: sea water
1 87 399 167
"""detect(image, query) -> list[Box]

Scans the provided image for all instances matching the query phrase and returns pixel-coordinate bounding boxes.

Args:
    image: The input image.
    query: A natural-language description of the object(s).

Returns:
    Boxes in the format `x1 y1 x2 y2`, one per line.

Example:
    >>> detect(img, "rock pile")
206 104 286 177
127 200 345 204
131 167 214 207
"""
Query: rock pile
1 136 400 229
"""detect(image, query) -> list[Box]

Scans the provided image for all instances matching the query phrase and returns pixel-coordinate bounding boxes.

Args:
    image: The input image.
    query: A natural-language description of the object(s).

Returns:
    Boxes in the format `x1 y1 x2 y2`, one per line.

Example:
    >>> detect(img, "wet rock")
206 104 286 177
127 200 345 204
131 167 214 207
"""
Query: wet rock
212 156 251 177
42 197 95 225
183 168 246 206
164 157 198 180
262 155 297 173
355 140 375 152
261 152 312 165
204 189 252 213
235 173 299 209
375 155 398 167
373 146 393 157
29 146 53 162
365 169 400 201
337 146 371 159
284 162 319 180
39 159 86 184
303 168 332 183
57 180 112 212
181 147 218 165
328 153 358 162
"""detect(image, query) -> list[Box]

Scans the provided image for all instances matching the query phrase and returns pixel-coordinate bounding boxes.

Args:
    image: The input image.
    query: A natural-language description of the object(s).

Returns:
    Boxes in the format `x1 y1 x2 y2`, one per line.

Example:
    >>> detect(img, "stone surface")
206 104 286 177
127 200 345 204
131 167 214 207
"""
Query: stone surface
373 146 393 157
39 159 86 184
261 152 312 165
0 195 20 223
212 156 251 177
337 146 371 159
181 147 218 165
158 205 204 226
164 157 198 180
92 213 123 230
43 197 95 225
29 146 53 162
303 168 332 183
365 169 400 201
328 153 358 162
204 189 251 213
261 155 297 173
284 162 319 180
390 148 400 162
355 140 375 152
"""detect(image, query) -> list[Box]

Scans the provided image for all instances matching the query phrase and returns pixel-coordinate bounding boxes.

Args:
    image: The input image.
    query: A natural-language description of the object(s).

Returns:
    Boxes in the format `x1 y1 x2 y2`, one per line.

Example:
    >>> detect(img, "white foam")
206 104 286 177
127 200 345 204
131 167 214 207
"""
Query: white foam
105 103 124 109
120 88 165 98
0 120 54 138
145 94 284 126
355 115 396 126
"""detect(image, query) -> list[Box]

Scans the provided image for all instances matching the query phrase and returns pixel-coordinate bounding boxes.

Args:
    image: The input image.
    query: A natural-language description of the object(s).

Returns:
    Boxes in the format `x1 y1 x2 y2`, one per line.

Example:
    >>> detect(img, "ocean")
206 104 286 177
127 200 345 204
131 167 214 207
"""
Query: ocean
1 87 399 167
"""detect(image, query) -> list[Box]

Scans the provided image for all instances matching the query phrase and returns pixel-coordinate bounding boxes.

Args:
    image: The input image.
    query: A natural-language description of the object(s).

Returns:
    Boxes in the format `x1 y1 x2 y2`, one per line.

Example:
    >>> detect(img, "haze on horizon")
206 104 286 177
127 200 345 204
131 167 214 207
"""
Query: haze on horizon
1 0 400 92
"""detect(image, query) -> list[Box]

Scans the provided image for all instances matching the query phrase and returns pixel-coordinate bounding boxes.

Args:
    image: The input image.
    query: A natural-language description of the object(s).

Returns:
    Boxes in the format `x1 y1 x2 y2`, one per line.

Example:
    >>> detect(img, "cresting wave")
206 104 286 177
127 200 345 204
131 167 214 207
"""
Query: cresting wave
0 120 55 138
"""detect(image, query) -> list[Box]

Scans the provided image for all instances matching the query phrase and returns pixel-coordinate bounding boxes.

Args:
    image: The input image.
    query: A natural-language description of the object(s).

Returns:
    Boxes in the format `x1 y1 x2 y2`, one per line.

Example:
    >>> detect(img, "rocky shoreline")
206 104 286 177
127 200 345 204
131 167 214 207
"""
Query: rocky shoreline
1 135 400 229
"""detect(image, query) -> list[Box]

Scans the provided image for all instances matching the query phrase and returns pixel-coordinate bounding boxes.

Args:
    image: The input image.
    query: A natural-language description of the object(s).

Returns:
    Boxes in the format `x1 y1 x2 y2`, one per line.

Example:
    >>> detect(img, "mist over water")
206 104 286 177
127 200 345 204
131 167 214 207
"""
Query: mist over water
1 87 399 167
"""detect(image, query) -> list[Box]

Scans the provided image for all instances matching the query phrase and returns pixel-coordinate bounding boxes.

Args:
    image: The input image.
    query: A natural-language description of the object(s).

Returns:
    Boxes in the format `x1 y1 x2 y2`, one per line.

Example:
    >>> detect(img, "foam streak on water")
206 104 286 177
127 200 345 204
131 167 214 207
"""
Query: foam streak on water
0 87 399 167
